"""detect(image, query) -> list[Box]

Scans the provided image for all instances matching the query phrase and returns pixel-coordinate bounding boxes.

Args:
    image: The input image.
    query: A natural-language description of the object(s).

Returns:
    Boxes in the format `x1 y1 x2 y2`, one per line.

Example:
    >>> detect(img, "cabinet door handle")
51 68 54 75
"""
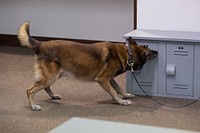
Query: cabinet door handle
166 64 176 76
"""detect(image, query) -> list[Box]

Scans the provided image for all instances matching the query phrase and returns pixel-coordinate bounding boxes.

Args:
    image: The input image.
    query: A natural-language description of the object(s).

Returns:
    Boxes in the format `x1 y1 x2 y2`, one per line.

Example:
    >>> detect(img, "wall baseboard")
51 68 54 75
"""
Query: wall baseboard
0 34 108 46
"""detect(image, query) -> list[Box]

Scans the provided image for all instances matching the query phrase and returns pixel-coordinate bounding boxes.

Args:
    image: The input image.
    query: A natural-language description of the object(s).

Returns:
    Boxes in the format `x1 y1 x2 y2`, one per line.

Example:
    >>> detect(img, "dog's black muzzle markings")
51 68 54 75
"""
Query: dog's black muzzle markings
150 50 158 59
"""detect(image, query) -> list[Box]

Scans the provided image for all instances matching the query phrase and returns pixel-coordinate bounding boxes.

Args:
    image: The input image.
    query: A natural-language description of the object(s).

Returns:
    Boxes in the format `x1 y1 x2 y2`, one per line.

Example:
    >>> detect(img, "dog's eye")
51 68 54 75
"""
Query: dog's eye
144 45 148 48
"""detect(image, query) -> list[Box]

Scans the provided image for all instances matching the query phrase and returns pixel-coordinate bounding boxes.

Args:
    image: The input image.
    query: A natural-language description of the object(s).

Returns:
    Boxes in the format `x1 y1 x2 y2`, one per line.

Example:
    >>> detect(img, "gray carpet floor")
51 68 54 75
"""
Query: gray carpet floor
0 45 200 133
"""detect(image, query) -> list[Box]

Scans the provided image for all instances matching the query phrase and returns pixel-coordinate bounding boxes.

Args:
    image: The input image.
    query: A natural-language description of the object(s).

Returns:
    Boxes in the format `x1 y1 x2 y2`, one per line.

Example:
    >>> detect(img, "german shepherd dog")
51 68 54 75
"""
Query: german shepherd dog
17 22 158 111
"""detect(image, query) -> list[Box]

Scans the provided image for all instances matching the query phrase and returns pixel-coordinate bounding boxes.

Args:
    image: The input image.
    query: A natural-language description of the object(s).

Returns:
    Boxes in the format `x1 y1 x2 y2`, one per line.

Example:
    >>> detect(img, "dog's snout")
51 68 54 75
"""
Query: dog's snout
153 50 158 56
150 50 158 59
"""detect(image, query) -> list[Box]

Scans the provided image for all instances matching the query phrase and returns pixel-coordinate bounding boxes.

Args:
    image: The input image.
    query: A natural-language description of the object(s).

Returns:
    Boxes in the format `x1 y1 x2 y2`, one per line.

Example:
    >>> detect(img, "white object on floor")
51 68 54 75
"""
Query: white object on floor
48 117 199 133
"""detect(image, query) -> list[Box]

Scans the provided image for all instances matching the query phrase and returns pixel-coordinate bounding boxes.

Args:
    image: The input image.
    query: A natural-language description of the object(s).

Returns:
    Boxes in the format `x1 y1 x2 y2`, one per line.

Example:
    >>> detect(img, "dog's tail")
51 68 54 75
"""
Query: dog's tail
17 21 41 48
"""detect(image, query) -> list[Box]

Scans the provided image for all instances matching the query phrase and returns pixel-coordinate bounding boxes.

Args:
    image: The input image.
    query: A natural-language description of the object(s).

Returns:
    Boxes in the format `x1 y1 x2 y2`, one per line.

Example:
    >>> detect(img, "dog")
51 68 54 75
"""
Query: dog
17 22 158 111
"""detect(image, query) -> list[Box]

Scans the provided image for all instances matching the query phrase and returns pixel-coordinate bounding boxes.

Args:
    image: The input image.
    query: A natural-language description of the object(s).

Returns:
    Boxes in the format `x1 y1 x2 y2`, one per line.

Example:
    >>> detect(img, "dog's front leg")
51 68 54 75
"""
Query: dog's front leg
110 79 135 99
95 63 132 105
97 79 132 106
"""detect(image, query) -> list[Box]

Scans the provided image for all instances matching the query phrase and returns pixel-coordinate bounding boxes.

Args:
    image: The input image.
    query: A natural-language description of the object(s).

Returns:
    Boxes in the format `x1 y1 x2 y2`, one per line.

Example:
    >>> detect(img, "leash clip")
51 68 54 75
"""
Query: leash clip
127 60 134 72
125 42 134 72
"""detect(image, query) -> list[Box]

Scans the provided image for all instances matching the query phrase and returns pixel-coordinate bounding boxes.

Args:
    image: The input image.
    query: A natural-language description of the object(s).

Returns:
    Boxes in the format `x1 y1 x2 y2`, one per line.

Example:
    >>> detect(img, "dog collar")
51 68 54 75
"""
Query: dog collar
125 43 135 72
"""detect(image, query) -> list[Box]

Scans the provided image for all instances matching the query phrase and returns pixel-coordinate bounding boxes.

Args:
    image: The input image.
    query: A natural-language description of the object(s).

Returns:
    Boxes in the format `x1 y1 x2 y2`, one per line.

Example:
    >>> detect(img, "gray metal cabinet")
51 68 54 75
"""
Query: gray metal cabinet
124 30 200 99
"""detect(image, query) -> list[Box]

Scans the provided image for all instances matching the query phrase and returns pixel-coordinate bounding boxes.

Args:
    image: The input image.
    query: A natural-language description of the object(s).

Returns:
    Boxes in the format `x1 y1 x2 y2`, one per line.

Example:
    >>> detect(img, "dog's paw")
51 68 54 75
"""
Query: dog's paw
118 100 132 106
51 94 62 100
31 105 42 111
122 93 135 99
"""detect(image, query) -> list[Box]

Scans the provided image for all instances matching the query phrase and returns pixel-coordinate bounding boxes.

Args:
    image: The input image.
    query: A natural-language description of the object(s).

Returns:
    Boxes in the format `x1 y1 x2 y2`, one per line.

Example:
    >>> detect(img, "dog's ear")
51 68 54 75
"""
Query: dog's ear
128 37 137 45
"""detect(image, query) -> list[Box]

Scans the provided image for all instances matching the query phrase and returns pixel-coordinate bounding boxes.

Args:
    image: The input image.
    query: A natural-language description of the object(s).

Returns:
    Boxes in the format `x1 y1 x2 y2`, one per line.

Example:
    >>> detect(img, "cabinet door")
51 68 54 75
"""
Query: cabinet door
131 41 158 94
166 44 194 96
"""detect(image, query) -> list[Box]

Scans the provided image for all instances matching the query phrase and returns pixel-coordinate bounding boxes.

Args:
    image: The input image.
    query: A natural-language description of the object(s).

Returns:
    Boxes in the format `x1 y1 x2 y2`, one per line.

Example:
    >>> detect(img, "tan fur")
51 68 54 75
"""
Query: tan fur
17 21 31 47
17 22 157 111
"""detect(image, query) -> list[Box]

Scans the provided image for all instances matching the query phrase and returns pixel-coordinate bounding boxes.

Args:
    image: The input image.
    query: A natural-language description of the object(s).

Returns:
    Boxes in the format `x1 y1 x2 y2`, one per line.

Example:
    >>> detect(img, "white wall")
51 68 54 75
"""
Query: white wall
137 0 200 32
0 0 133 42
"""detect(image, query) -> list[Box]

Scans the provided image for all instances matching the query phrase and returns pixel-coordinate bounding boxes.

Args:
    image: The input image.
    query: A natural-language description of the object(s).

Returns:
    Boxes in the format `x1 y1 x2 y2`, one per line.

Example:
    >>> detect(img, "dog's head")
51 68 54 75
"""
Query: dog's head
139 45 158 62
135 45 158 71
128 38 158 71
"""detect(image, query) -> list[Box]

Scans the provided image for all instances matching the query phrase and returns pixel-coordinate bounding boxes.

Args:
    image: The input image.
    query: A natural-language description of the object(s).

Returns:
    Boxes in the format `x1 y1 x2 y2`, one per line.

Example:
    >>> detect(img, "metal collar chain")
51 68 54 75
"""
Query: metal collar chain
125 43 134 72
127 60 134 72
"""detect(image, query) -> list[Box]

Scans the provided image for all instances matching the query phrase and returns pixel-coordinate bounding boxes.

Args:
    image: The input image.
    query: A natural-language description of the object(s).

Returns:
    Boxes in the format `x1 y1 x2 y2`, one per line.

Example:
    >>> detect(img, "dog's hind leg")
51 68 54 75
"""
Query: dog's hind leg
110 79 135 99
27 77 60 111
44 86 61 100
27 81 51 111
27 59 61 111
44 69 67 100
